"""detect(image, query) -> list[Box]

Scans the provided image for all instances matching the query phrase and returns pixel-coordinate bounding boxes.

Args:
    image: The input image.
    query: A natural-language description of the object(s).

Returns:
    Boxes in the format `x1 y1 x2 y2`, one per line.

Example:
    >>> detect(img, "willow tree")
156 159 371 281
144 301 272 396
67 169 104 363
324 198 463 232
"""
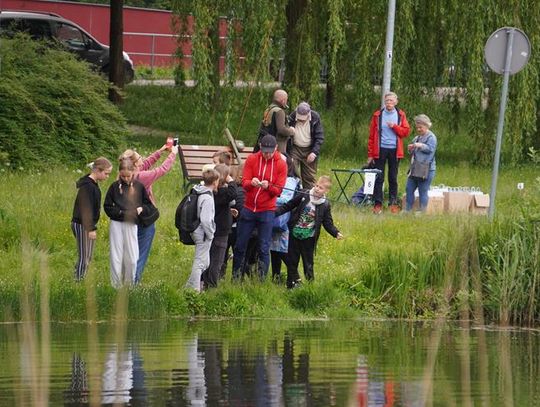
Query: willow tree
171 0 540 165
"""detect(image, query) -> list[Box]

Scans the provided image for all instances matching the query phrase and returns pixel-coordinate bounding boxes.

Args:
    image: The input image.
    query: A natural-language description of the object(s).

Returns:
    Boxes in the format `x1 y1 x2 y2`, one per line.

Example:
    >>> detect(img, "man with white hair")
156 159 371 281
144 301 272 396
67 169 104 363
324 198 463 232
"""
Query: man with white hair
288 101 324 189
367 91 411 214
256 89 295 154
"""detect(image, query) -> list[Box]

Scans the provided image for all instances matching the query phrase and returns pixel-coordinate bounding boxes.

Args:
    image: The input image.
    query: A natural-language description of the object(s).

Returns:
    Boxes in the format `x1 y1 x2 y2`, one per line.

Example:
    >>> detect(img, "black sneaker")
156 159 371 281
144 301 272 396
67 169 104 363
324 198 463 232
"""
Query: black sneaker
287 279 302 289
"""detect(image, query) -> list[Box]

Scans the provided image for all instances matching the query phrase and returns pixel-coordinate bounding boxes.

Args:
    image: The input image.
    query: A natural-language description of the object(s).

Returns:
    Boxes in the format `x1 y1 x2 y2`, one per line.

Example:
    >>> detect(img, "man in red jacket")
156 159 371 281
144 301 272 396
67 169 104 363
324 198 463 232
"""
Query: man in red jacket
367 91 411 214
232 134 287 281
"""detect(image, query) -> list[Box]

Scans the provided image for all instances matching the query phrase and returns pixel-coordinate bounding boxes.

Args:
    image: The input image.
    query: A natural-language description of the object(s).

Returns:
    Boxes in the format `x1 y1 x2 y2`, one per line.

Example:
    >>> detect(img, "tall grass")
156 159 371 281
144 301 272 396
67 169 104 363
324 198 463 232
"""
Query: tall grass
0 140 538 324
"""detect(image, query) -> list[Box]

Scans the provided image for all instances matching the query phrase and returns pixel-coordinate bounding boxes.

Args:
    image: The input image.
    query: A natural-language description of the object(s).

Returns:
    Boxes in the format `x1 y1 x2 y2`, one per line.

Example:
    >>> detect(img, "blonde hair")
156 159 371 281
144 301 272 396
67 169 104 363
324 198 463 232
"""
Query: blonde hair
214 164 230 187
88 157 112 172
119 149 142 164
318 175 332 188
202 168 220 186
118 158 135 194
230 164 243 183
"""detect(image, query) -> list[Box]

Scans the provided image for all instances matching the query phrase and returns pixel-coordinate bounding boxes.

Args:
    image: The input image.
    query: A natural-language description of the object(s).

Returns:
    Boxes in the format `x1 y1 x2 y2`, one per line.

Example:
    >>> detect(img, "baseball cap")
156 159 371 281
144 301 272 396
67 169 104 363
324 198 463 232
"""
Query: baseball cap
296 102 311 121
259 134 277 153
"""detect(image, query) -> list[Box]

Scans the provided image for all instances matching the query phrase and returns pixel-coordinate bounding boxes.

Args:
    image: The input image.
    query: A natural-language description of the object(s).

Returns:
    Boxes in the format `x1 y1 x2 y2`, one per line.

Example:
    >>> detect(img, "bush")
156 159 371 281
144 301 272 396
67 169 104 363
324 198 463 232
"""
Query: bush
0 35 127 169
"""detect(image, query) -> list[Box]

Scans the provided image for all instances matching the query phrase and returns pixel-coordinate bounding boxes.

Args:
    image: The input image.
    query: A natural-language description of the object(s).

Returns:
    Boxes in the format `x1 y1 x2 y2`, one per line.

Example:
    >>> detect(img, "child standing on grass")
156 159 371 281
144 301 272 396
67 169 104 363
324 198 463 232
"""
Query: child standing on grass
104 159 151 288
185 168 220 292
119 144 178 284
275 175 344 288
71 157 112 281
202 164 237 289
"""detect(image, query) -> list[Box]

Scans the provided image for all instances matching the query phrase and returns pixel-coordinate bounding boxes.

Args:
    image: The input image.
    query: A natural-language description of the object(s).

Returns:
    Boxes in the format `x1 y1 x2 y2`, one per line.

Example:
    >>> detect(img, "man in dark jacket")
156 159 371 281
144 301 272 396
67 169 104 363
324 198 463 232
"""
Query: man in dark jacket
288 102 324 189
256 89 295 154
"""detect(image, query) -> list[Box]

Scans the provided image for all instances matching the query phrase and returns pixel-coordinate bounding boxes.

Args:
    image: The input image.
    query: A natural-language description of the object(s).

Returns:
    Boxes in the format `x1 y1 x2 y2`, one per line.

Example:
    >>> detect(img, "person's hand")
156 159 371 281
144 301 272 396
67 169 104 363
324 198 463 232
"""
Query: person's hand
88 230 97 240
136 207 143 215
230 208 239 218
226 175 234 183
160 144 169 152
408 144 415 153
386 121 396 128
251 177 261 187
367 157 375 165
307 152 317 163
260 180 269 189
171 145 179 154
415 142 422 149
336 232 344 240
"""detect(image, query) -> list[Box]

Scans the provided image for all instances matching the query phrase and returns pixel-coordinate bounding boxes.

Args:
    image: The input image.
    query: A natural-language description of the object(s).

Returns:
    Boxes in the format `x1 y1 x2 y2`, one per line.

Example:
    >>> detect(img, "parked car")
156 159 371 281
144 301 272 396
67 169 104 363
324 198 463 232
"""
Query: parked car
0 10 134 83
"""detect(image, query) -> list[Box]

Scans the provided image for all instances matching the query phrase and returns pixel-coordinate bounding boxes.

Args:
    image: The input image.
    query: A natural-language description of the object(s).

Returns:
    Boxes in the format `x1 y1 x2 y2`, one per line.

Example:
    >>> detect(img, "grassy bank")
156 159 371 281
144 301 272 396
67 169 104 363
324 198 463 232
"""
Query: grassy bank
1 137 538 324
121 85 482 164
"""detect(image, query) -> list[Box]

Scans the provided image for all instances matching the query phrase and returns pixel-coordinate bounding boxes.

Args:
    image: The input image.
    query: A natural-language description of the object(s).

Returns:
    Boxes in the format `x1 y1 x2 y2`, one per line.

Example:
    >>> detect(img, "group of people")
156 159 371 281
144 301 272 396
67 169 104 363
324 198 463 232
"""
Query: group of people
70 88 437 290
71 143 178 287
367 91 438 213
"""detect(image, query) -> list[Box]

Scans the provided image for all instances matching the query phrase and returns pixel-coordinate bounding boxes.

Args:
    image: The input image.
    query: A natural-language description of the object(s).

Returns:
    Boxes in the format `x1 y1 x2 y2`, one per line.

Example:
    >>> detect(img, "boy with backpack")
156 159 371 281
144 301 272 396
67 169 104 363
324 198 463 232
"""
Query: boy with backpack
275 175 344 288
182 168 220 292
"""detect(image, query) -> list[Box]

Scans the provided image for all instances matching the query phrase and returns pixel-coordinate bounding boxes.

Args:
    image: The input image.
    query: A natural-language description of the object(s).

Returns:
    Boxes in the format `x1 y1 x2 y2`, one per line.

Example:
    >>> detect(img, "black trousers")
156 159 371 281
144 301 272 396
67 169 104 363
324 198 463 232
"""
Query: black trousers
286 235 316 284
373 147 400 205
203 234 229 288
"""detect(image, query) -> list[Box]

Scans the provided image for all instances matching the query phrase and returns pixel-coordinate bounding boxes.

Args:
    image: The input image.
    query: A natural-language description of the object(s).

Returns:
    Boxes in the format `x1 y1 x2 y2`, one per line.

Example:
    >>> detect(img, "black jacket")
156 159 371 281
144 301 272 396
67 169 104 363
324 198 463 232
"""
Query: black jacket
288 110 325 156
213 181 238 237
104 179 151 224
71 175 101 231
275 190 339 244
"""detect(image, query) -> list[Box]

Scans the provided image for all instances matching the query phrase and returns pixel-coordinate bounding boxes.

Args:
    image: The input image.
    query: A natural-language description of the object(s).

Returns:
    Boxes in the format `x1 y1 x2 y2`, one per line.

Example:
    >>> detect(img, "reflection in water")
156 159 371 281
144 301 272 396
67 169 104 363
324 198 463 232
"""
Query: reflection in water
1 320 540 406
64 353 89 405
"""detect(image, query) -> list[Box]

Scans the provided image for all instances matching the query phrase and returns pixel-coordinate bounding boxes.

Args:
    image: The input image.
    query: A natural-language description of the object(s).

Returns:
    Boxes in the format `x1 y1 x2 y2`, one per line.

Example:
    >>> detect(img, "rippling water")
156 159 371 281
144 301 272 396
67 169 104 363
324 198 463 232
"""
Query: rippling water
0 319 539 406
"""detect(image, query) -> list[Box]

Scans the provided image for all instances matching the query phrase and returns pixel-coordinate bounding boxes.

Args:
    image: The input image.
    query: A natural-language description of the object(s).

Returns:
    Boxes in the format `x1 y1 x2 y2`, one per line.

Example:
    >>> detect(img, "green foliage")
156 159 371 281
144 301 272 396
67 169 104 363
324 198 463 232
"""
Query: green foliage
0 36 126 169
169 0 540 165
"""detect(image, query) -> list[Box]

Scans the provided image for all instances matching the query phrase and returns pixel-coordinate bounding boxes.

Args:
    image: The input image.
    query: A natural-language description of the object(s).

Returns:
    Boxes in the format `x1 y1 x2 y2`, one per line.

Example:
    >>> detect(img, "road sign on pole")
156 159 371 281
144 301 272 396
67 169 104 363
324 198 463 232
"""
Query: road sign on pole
484 27 530 220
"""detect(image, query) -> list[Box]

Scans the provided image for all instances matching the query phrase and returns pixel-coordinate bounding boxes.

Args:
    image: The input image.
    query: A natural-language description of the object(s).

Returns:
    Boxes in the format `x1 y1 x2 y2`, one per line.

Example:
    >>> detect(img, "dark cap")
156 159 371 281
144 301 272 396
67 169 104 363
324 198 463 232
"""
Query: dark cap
259 134 277 153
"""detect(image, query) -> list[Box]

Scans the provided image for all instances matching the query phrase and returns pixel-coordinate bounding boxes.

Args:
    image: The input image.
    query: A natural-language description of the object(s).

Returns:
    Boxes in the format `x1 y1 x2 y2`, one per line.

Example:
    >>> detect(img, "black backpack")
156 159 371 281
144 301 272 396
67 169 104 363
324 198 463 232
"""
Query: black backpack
175 189 211 245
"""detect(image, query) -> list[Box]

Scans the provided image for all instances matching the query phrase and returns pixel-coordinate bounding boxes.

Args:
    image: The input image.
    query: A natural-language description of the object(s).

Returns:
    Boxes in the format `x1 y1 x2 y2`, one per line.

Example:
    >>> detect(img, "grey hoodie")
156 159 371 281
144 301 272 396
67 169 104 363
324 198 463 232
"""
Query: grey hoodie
193 184 216 241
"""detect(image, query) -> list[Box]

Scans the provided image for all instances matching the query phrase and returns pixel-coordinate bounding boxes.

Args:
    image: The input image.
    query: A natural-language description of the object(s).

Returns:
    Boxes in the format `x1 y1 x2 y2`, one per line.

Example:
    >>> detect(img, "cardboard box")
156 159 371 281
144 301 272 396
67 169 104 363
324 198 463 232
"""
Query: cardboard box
401 191 445 214
444 191 473 213
470 193 490 215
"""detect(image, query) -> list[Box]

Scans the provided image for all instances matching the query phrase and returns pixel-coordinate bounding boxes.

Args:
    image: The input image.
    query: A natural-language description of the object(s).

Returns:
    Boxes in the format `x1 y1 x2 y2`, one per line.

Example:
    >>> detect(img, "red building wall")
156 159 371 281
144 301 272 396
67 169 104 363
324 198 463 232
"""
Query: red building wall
1 0 190 67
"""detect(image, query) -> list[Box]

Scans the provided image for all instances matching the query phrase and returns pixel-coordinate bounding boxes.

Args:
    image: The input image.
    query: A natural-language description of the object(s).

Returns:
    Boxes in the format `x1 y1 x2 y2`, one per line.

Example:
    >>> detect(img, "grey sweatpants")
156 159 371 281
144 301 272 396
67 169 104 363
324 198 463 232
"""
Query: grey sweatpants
185 228 213 292
109 220 138 288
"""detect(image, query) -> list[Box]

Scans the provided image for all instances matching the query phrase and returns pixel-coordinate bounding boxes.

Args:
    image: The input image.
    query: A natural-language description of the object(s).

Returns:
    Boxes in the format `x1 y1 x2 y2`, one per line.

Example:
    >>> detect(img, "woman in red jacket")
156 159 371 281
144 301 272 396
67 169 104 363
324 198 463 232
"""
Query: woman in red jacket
367 92 411 214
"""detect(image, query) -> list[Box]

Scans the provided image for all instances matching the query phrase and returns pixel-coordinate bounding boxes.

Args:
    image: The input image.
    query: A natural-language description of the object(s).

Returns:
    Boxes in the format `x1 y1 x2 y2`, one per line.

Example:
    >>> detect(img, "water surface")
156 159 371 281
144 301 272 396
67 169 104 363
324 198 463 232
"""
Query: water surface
0 319 538 406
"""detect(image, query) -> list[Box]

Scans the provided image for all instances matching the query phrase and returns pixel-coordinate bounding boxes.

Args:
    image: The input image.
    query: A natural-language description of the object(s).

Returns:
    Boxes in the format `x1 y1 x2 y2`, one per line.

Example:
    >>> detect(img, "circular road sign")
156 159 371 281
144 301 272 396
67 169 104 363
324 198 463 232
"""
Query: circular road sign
485 27 531 75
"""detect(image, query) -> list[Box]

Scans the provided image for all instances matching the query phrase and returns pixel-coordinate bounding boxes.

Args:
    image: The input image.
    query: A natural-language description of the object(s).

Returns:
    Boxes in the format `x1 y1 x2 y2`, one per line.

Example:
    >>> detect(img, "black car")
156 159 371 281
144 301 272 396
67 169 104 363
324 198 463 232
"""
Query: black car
0 10 134 83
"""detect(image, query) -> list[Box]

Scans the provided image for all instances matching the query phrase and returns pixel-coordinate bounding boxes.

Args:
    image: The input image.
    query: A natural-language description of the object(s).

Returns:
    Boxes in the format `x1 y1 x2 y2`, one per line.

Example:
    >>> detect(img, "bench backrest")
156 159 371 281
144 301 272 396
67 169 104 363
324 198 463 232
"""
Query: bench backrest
178 144 254 186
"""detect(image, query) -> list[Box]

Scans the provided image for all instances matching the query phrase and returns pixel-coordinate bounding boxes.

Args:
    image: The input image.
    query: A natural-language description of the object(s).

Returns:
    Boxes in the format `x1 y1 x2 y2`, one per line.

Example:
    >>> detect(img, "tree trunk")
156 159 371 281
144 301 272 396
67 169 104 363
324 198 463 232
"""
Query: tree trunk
283 0 308 94
109 0 124 104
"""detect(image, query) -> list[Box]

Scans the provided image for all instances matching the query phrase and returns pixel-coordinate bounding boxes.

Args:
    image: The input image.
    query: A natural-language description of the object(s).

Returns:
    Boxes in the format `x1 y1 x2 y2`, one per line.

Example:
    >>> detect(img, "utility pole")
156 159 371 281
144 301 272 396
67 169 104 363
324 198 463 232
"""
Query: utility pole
381 0 396 107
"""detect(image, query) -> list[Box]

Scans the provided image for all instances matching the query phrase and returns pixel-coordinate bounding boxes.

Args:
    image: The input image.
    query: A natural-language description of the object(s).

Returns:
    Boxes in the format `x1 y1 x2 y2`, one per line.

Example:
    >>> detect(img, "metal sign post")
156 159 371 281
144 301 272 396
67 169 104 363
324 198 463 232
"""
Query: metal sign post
381 0 396 107
484 27 530 220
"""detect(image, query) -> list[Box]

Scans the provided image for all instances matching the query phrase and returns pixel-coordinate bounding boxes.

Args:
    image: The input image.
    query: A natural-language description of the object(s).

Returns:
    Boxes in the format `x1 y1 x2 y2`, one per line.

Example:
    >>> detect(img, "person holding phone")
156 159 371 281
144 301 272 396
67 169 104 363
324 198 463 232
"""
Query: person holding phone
119 140 178 283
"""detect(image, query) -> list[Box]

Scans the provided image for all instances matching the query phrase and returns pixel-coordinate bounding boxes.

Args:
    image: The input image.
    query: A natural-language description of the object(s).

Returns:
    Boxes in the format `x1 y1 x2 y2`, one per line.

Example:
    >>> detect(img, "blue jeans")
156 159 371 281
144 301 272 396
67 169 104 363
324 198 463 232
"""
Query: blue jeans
136 222 156 283
232 209 275 280
406 170 436 211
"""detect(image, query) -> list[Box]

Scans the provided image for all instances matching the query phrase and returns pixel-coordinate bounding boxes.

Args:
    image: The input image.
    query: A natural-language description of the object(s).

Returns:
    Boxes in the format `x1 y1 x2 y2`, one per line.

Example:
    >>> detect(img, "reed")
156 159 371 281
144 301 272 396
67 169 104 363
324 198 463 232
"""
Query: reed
0 148 538 325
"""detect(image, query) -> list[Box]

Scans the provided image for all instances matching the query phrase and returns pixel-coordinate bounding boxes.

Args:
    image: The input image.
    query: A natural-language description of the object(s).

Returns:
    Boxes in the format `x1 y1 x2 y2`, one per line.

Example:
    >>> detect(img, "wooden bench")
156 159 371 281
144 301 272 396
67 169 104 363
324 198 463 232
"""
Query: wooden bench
178 144 254 190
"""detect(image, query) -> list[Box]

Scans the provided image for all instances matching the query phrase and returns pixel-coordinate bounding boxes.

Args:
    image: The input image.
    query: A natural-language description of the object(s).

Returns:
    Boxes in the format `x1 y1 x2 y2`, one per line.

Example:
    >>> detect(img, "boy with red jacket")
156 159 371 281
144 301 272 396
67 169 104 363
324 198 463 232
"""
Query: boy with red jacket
232 135 287 281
